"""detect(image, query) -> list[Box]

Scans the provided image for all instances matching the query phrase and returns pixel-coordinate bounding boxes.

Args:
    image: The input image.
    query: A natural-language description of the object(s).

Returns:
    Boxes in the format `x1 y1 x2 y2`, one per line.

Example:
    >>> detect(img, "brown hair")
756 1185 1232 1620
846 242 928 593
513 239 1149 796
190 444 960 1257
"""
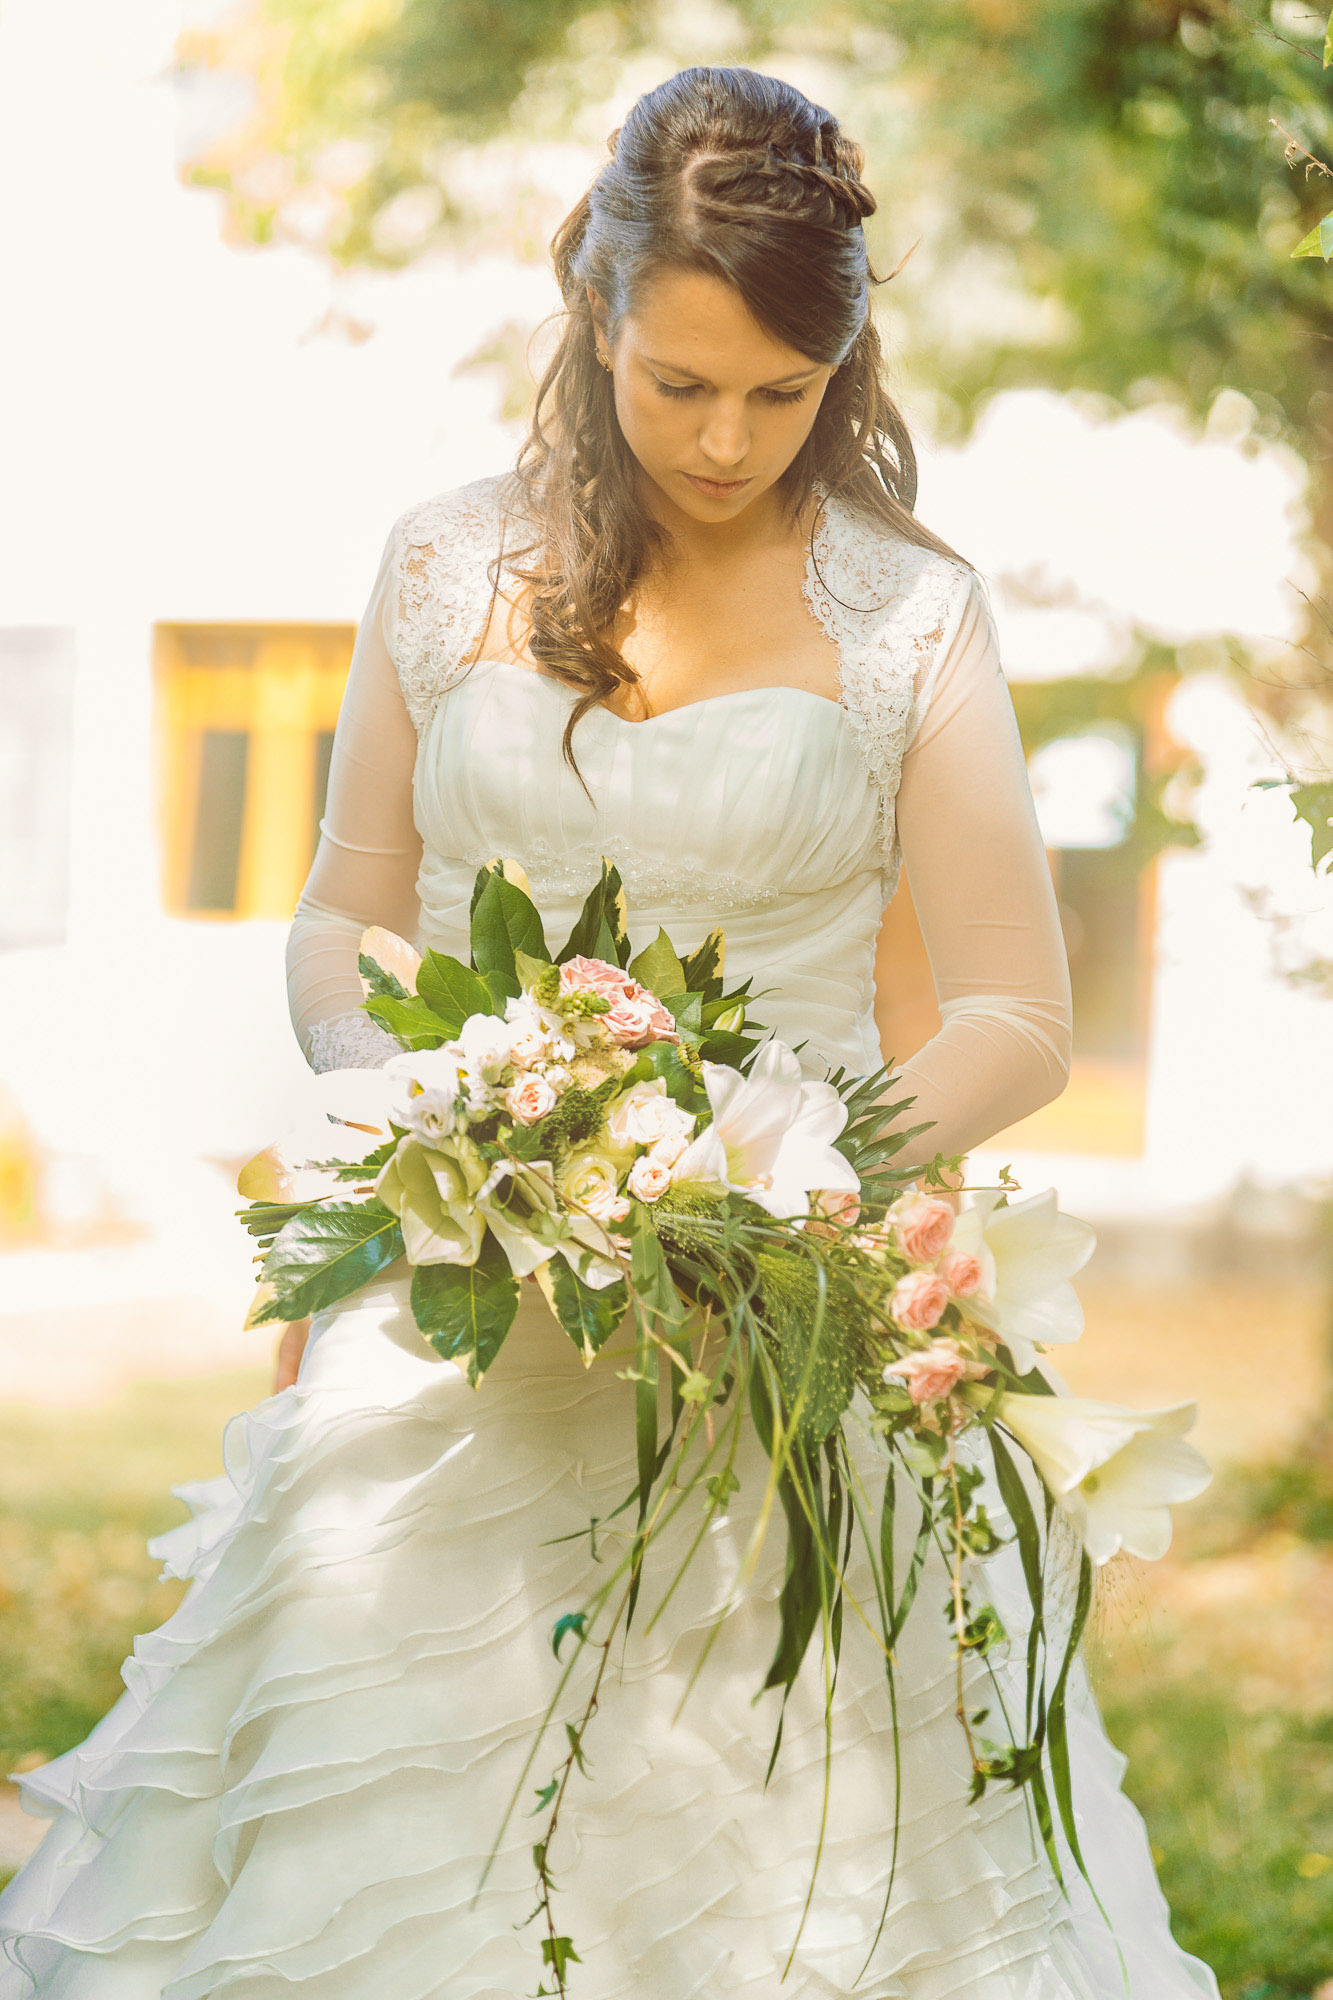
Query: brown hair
496 65 972 785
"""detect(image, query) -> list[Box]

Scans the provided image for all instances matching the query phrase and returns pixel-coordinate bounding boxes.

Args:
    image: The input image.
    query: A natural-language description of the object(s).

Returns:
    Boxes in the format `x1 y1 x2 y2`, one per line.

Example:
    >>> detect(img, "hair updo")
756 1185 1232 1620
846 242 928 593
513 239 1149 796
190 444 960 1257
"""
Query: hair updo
501 65 969 779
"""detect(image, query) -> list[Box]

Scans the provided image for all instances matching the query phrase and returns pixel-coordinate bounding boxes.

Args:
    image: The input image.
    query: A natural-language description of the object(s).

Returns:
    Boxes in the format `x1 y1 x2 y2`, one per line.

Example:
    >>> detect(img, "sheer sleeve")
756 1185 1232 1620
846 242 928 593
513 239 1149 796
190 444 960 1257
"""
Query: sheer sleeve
284 522 423 1070
887 571 1072 1174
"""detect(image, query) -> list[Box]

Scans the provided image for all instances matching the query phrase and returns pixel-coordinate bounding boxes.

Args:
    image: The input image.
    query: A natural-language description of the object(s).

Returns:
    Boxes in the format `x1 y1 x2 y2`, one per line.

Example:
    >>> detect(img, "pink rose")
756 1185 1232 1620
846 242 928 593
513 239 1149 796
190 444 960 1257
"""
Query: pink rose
940 1249 985 1297
559 955 630 1000
627 1154 672 1202
505 1074 558 1125
890 1193 956 1265
883 1339 967 1406
812 1188 861 1227
600 985 680 1049
889 1269 950 1333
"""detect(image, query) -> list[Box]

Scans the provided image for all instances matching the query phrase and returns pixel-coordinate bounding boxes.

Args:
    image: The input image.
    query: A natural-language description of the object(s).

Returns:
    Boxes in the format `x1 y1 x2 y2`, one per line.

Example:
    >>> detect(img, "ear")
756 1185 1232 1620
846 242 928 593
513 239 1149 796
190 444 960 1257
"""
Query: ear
585 283 607 337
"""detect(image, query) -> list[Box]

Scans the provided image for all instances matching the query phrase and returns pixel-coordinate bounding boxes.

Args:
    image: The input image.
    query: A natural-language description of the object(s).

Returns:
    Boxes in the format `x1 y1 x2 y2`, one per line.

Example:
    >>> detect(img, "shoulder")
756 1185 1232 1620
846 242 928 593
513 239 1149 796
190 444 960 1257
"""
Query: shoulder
383 471 522 732
815 487 977 650
391 469 517 557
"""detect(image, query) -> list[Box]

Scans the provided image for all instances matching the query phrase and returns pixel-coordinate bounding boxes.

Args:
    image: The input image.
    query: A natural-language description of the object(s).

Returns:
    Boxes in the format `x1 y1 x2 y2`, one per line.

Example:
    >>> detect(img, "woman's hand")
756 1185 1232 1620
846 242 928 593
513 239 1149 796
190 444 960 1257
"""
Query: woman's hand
273 1319 311 1392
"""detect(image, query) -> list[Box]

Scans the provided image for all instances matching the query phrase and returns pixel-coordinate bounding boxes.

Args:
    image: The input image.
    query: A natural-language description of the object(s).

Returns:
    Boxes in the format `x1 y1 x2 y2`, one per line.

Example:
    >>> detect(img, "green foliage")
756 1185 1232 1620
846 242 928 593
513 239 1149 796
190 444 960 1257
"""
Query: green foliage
547 1255 629 1361
415 949 499 1029
757 1247 858 1447
555 859 632 970
409 1232 519 1384
358 951 410 1000
254 1200 404 1322
470 865 549 997
1253 778 1333 872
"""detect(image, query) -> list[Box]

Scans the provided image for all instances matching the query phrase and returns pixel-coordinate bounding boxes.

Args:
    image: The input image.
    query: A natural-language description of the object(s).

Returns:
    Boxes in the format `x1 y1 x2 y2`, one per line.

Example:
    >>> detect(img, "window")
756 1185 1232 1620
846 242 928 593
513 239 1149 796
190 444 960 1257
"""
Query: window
155 624 354 919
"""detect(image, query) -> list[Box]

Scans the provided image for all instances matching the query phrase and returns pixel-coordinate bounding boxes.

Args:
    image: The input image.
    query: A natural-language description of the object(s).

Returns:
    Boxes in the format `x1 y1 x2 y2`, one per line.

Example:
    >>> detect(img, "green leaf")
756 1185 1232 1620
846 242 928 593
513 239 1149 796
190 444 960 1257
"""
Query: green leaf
409 1231 519 1385
415 949 497 1028
627 926 685 999
1292 213 1333 260
551 1610 588 1657
556 859 631 968
547 1256 629 1362
635 1038 706 1111
679 926 725 993
470 868 547 992
541 1937 582 1978
363 994 453 1050
357 951 409 999
255 1201 404 1322
514 947 552 990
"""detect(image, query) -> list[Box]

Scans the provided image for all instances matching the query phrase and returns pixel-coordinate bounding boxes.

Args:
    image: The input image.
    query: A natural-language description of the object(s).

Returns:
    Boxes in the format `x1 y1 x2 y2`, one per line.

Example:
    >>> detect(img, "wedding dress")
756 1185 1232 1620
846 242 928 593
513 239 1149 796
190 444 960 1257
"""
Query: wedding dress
0 475 1222 1999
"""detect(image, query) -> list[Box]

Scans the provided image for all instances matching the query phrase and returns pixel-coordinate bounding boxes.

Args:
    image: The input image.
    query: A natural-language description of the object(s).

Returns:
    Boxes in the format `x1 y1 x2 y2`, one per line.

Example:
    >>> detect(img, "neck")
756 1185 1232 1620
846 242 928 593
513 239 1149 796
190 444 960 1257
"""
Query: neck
636 467 817 571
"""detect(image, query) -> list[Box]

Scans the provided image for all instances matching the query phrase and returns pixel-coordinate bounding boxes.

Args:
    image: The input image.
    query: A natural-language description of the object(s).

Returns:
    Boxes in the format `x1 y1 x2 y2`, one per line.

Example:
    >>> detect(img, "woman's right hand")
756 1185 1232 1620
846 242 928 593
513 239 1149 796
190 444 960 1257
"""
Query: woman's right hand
273 1319 311 1392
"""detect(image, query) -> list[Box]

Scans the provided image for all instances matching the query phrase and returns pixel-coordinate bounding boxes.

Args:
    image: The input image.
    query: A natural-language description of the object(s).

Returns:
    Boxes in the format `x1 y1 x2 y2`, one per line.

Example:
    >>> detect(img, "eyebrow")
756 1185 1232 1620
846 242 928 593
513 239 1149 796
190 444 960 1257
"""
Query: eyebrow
643 355 821 389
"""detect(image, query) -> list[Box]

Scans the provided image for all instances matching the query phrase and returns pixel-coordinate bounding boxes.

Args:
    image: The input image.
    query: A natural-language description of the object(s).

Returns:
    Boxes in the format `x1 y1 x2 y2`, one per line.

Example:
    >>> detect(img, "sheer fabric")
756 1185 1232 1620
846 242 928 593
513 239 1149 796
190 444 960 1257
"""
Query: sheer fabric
285 493 1071 1170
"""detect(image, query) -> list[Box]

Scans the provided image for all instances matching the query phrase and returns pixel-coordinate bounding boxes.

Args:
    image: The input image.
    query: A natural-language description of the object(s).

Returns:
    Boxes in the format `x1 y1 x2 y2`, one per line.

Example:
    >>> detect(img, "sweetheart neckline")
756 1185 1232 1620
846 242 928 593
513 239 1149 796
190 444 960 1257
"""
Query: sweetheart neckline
467 655 856 732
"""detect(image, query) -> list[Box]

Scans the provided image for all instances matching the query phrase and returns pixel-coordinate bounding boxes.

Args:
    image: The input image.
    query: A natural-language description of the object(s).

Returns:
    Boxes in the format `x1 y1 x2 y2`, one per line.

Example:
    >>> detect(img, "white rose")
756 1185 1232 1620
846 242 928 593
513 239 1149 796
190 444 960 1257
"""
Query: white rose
645 1126 690 1168
628 1153 673 1202
558 1150 627 1223
606 1079 695 1150
505 1073 558 1125
504 991 576 1069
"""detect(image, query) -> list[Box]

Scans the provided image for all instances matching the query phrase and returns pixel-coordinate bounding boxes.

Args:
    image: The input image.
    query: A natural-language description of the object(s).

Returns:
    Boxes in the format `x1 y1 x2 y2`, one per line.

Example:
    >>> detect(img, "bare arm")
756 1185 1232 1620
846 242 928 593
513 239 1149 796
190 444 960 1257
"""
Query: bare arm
887 572 1072 1177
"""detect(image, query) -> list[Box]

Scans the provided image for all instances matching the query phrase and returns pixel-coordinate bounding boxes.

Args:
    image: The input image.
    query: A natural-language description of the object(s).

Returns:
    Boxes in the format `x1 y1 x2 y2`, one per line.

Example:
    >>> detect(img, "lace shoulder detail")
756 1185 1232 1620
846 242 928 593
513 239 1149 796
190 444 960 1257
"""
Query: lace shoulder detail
306 1010 402 1074
805 492 974 898
391 472 519 734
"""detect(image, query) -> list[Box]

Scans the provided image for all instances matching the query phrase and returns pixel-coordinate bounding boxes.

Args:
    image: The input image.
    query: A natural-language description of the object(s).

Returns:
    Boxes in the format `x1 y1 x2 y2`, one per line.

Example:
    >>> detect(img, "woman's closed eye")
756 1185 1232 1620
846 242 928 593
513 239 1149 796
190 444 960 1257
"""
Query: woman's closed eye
651 376 808 406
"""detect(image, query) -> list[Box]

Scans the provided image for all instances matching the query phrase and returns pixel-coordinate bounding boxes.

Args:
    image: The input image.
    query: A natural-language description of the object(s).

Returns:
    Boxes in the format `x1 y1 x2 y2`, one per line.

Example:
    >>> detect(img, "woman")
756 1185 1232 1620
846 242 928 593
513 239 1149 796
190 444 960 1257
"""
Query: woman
0 65 1220 2000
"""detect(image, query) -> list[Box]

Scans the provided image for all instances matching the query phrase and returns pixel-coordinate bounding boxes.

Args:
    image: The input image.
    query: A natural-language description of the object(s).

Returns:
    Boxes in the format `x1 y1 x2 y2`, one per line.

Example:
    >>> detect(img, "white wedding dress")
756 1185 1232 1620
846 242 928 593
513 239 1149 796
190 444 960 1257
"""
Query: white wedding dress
0 476 1221 1999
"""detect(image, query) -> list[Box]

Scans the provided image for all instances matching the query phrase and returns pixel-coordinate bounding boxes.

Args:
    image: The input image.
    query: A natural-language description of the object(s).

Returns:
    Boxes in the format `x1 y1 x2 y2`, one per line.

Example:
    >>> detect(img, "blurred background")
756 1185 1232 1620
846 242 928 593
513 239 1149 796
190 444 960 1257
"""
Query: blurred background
1 0 1331 1990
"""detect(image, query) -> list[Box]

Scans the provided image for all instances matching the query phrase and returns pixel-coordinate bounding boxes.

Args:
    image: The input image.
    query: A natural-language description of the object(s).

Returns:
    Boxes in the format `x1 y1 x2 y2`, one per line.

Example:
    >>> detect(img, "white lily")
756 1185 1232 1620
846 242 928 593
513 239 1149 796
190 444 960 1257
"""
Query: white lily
995 1389 1214 1564
237 1068 398 1203
947 1187 1096 1375
667 1036 859 1220
449 1011 519 1114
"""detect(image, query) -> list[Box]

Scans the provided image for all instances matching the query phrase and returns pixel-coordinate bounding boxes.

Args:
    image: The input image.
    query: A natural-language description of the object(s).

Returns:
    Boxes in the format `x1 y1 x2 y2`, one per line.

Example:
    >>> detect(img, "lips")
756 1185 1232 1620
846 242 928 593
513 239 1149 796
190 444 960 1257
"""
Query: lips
683 473 751 496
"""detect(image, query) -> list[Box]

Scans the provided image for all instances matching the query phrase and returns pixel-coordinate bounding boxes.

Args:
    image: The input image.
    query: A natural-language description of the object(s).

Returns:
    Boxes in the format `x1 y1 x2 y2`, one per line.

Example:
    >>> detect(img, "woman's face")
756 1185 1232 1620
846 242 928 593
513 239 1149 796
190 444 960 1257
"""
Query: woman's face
594 267 835 527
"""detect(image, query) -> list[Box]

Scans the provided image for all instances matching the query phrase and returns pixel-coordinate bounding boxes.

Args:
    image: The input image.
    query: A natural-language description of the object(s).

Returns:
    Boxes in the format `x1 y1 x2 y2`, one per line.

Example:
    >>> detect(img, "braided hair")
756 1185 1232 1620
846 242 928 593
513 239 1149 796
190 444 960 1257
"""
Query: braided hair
502 65 971 784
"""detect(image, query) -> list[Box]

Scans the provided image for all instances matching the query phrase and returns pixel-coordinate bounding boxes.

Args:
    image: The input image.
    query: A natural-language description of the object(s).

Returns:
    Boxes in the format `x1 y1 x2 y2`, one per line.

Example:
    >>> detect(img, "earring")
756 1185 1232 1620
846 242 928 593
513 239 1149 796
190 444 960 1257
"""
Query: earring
596 348 612 371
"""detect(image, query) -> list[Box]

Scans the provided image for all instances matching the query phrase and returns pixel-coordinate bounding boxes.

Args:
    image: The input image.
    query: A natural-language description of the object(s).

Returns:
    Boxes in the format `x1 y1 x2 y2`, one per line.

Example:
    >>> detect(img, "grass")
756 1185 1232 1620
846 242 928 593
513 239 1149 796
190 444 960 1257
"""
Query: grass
0 1367 1330 1997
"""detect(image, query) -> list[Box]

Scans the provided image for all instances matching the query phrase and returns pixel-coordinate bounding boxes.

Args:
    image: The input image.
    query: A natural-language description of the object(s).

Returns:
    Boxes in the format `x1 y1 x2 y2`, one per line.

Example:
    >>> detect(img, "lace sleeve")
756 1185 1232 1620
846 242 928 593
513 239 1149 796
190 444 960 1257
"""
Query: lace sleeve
888 571 1074 1170
392 475 510 734
285 522 423 1068
805 499 976 897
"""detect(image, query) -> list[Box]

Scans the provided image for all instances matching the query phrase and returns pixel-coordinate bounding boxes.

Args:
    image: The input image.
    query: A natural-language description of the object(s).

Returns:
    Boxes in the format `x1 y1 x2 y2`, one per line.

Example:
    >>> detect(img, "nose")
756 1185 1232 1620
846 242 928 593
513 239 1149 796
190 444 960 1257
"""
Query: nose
697 395 749 471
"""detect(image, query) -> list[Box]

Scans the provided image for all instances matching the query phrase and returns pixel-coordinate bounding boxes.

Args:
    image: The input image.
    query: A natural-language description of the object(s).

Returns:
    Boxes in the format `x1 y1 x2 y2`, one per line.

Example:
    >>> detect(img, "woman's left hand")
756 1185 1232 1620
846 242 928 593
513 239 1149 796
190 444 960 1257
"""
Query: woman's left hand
273 1319 311 1392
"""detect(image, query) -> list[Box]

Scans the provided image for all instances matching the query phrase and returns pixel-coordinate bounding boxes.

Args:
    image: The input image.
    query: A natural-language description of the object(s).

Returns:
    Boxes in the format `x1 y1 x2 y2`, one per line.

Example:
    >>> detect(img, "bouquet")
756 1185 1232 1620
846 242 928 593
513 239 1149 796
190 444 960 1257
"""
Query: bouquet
238 858 1214 1996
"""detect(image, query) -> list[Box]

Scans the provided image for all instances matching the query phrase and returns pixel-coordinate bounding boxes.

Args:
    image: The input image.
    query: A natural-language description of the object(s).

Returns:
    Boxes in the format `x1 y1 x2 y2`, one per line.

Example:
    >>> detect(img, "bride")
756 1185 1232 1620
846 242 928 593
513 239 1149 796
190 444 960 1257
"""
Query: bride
0 64 1221 2000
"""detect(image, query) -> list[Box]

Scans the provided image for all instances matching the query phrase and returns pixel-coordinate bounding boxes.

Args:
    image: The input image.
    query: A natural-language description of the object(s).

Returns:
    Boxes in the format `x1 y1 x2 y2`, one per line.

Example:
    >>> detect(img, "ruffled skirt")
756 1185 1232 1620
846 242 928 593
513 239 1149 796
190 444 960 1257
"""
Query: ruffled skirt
0 1277 1222 1998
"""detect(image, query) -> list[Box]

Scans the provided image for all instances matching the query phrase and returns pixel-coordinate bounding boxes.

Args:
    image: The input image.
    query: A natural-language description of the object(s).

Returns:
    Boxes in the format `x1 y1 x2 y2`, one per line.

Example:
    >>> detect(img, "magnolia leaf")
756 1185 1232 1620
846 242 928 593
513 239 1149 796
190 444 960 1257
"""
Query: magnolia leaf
514 947 551 990
363 994 453 1049
679 925 725 992
416 949 497 1028
410 1230 519 1386
628 927 685 1000
557 859 631 967
547 1255 629 1363
471 868 547 993
253 1201 404 1323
